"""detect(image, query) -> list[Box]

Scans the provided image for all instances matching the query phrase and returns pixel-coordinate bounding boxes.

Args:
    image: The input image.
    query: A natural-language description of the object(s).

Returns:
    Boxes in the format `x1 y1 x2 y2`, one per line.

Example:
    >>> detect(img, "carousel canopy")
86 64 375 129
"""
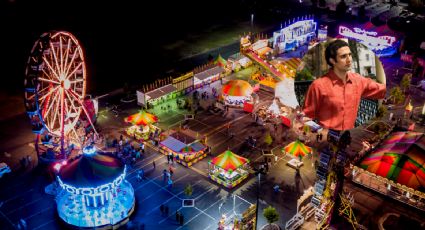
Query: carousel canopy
58 151 124 188
360 132 425 191
210 150 249 172
125 111 158 126
284 140 312 158
222 80 253 97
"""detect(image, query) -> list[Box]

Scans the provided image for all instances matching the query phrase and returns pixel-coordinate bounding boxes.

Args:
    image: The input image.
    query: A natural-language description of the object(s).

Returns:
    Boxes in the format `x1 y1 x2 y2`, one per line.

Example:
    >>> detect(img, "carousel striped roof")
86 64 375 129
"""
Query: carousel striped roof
58 151 124 188
210 150 249 172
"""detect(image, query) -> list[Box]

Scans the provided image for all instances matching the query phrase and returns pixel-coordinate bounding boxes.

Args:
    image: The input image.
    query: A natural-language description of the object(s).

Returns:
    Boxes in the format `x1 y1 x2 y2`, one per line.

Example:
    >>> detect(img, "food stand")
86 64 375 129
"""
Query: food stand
209 150 250 188
159 131 207 167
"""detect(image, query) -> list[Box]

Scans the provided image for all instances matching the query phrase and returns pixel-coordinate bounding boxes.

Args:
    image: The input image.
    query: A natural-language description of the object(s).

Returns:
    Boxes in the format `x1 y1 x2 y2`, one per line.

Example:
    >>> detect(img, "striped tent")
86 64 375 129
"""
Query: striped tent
222 80 253 97
59 152 124 188
360 132 425 190
125 111 158 126
283 140 312 159
210 150 249 172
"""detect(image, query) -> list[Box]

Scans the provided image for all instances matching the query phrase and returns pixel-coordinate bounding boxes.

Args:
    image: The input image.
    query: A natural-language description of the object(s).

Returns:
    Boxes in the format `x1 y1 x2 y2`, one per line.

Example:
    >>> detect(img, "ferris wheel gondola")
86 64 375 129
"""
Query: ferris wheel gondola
24 31 97 163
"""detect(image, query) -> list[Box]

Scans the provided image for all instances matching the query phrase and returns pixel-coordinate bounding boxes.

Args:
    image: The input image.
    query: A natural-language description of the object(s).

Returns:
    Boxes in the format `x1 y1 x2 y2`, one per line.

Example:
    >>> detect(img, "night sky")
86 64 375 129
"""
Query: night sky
1 0 280 95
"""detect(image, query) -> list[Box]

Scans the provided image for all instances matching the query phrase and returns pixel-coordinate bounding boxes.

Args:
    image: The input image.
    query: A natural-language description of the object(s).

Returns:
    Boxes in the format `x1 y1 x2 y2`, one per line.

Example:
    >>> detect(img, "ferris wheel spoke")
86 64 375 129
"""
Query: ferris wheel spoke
63 38 72 77
65 62 83 80
65 49 78 78
38 77 60 85
41 69 57 81
50 42 62 78
68 89 97 135
42 56 60 80
69 79 84 85
59 36 64 74
38 85 59 105
42 89 60 130
64 90 80 116
50 89 62 132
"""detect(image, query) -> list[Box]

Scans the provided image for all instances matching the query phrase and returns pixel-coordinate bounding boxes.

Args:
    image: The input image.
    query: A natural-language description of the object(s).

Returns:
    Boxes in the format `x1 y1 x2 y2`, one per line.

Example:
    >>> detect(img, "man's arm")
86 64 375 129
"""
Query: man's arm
303 81 321 120
361 77 386 100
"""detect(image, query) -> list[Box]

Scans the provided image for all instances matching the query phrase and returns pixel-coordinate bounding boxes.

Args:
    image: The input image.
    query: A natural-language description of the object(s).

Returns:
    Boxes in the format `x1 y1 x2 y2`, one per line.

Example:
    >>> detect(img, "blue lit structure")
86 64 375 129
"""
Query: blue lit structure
56 146 135 228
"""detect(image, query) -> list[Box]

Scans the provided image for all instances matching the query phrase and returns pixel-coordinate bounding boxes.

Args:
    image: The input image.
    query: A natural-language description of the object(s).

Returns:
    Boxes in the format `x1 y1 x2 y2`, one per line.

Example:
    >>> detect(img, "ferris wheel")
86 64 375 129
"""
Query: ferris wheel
24 31 96 161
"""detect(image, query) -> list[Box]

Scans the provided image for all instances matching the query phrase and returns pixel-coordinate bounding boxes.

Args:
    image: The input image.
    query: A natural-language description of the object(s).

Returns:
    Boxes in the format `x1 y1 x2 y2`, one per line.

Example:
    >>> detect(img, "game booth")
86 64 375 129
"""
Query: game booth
55 146 135 228
124 111 159 141
159 131 207 167
221 80 253 107
208 150 250 188
283 140 312 169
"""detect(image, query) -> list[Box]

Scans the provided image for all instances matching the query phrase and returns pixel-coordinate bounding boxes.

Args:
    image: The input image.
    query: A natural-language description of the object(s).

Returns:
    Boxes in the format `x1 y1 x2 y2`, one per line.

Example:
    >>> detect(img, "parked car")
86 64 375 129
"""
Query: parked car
0 162 11 178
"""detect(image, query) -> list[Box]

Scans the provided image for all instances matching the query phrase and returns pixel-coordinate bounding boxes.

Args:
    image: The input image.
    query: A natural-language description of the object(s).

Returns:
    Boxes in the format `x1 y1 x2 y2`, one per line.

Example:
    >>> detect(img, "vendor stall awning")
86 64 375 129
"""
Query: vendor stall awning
160 136 187 153
145 84 177 100
194 66 224 81
210 150 249 172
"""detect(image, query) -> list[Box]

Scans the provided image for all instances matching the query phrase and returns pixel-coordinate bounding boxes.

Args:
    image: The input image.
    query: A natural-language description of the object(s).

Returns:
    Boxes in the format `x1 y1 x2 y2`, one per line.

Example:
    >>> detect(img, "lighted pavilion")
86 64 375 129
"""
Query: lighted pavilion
124 111 159 140
221 80 253 107
208 150 250 188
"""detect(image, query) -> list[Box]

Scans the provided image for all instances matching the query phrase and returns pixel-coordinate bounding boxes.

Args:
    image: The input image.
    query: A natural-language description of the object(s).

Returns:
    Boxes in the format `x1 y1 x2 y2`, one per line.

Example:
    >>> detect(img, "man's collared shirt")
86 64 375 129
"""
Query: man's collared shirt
303 70 386 131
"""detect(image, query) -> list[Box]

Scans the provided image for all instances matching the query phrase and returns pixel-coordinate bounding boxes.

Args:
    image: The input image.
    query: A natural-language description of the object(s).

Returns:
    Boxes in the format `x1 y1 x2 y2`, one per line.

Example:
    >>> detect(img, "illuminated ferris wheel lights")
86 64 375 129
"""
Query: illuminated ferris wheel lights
63 79 71 90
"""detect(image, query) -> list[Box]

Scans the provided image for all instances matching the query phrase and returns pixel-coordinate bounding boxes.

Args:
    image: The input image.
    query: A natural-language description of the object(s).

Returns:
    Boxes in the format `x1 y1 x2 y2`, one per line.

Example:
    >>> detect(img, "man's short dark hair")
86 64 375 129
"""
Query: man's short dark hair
325 39 349 68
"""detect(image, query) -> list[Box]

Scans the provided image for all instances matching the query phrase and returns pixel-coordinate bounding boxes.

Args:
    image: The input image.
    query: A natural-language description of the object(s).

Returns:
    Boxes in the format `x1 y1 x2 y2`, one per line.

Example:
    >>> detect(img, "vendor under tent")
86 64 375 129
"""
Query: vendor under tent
124 111 159 140
159 131 207 167
283 140 312 168
209 150 250 188
221 80 253 107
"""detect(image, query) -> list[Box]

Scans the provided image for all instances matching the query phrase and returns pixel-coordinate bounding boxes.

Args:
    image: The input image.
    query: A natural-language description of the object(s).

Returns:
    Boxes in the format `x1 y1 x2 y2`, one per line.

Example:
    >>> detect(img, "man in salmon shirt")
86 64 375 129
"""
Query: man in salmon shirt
303 39 386 131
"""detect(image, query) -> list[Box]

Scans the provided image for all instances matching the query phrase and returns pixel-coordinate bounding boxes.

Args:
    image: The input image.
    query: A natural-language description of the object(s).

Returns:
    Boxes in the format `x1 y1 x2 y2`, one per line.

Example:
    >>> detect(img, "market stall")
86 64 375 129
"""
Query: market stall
159 131 207 167
283 140 312 168
221 80 253 107
209 150 250 188
124 111 159 140
56 146 135 228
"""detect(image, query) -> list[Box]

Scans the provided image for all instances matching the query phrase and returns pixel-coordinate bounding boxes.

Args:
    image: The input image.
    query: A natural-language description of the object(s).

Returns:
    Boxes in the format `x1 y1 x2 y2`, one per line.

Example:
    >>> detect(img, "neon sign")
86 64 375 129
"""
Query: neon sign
339 26 396 50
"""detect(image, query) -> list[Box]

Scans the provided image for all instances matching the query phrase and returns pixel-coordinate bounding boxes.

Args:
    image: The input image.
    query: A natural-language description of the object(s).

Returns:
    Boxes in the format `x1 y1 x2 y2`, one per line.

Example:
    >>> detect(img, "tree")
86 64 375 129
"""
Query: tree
263 206 279 226
390 86 405 104
376 105 387 119
264 133 273 146
184 183 193 197
400 73 412 93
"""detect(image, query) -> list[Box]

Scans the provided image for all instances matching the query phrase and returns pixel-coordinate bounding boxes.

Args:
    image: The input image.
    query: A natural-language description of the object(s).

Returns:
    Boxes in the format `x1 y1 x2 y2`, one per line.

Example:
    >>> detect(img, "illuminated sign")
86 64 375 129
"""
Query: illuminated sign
173 72 193 84
57 165 127 196
338 26 396 50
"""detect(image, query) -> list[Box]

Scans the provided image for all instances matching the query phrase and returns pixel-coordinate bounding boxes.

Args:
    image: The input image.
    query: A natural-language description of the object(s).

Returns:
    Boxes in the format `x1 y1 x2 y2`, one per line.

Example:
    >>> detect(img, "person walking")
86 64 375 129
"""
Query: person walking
169 166 174 178
152 160 156 169
167 178 173 189
163 169 168 182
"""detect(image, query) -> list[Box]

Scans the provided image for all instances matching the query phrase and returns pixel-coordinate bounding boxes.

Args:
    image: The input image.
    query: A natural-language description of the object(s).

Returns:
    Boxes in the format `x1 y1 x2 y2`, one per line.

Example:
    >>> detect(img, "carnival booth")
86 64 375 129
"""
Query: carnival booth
124 111 159 140
209 150 250 188
56 146 135 228
221 80 253 107
159 131 207 167
283 140 312 169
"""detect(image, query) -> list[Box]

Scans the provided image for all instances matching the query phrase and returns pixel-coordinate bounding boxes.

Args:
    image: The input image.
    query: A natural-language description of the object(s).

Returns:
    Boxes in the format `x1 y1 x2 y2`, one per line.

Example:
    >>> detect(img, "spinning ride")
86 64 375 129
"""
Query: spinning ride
24 31 97 163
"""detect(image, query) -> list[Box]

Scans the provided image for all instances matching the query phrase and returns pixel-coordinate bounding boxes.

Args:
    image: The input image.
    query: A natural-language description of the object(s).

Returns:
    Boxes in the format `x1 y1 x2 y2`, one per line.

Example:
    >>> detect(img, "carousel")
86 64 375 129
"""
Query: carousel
221 80 253 107
124 111 159 140
353 131 425 210
159 131 207 167
209 150 250 188
56 146 135 228
283 140 312 169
